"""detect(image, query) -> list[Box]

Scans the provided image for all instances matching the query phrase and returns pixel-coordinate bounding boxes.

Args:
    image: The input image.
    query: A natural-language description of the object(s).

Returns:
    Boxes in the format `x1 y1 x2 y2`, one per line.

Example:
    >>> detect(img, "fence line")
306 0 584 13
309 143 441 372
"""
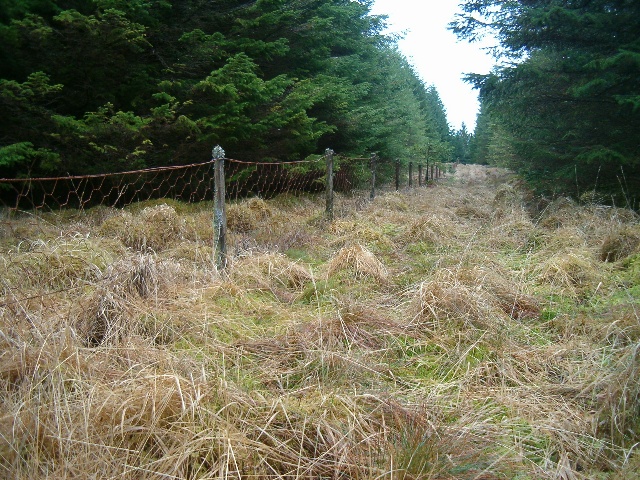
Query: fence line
1 147 448 270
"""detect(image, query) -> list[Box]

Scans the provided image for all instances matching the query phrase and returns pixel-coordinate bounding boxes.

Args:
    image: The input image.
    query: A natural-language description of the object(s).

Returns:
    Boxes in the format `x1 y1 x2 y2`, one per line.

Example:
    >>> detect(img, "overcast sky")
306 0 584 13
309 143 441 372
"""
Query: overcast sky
370 0 496 132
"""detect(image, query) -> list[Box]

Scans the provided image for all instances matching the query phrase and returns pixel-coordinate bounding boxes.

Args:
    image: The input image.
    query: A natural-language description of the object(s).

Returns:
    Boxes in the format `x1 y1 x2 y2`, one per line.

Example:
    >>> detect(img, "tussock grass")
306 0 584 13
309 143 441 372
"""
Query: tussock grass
326 243 388 283
531 248 608 298
231 252 313 303
372 191 410 212
99 203 187 251
600 226 640 262
401 214 461 248
227 197 272 233
1 165 639 479
0 235 120 293
329 220 396 253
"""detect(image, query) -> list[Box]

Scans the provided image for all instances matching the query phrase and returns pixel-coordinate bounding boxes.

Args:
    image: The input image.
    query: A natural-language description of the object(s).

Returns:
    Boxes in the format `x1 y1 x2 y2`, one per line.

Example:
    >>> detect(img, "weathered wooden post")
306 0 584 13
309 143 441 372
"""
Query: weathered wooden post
325 148 334 220
409 162 413 188
212 145 227 271
418 164 423 187
395 159 400 191
369 153 377 200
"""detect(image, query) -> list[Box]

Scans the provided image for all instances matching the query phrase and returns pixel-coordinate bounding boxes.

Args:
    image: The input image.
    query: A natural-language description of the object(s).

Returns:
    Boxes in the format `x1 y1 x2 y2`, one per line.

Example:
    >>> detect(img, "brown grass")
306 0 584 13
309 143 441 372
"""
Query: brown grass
1 164 639 479
326 243 388 283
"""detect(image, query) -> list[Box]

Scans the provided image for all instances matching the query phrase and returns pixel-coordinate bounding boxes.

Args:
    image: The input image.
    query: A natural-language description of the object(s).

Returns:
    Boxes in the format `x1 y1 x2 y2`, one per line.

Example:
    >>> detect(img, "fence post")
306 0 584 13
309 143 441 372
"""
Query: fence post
369 153 377 200
409 162 413 188
395 159 400 191
212 145 227 271
431 164 435 182
325 148 334 220
418 164 423 187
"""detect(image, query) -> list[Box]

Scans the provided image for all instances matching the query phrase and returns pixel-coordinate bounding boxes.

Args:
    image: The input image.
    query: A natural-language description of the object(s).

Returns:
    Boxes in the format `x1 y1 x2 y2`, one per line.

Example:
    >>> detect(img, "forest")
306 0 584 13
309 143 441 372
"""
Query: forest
1 0 638 202
0 0 452 181
453 0 640 207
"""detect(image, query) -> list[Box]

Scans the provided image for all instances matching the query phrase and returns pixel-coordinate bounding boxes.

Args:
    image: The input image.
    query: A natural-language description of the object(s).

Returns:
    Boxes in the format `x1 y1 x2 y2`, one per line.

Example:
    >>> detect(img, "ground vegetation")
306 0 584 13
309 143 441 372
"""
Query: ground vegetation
1 165 639 478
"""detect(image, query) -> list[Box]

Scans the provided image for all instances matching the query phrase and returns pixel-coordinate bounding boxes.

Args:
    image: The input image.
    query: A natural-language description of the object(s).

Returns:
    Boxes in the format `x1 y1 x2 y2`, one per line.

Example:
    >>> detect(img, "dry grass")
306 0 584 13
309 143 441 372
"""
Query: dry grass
1 164 639 479
99 203 187 251
600 226 640 262
326 243 388 283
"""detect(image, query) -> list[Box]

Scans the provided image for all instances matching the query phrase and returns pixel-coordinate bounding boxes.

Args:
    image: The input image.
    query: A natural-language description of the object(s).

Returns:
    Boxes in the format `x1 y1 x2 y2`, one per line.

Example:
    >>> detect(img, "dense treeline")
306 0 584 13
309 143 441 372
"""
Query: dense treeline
454 0 640 207
0 0 452 179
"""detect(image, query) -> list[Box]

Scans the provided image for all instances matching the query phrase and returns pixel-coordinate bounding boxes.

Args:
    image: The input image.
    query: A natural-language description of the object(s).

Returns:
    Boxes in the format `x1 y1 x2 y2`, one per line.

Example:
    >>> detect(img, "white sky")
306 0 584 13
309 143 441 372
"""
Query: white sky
370 0 496 132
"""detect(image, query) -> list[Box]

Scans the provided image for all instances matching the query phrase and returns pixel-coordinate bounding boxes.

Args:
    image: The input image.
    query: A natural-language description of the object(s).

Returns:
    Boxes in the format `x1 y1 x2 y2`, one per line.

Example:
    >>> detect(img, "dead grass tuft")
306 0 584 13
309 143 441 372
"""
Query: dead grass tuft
326 243 388 283
411 269 506 331
410 261 540 335
400 214 460 247
73 253 183 345
231 252 312 301
99 203 185 251
227 197 273 233
0 235 119 293
299 300 403 350
329 222 395 252
487 214 538 251
532 248 607 297
373 191 409 212
600 226 640 262
455 204 490 219
595 340 640 448
493 182 523 209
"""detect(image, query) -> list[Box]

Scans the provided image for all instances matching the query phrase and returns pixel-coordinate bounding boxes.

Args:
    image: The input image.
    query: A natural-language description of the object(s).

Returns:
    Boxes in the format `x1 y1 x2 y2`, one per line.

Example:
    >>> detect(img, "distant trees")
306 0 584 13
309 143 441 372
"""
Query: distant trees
452 122 472 164
453 0 640 204
0 0 453 179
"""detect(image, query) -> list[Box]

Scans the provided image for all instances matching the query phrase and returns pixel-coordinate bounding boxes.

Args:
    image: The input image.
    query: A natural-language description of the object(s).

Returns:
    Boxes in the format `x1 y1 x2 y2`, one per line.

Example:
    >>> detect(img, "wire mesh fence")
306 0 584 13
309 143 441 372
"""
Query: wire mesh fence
0 161 216 213
0 147 446 270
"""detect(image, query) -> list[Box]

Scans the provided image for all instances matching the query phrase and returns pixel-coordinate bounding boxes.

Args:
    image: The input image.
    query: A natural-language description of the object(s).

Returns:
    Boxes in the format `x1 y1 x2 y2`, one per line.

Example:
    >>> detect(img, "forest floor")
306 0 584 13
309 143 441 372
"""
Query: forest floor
1 164 639 479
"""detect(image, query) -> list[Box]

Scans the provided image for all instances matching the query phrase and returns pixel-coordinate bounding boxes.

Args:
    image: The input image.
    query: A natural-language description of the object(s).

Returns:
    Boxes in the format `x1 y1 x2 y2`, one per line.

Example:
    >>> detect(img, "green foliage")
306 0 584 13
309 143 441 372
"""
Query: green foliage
0 142 60 176
0 0 454 182
455 0 640 204
452 123 472 164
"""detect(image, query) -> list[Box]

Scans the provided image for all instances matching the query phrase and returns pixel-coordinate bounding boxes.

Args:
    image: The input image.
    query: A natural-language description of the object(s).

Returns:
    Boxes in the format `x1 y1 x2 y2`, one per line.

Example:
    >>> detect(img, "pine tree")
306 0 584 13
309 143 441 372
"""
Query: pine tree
453 0 640 202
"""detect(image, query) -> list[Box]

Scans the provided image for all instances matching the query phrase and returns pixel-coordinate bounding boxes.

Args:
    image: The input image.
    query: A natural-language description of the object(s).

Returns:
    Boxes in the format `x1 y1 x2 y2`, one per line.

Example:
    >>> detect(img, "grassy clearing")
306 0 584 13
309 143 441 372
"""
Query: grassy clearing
1 165 639 479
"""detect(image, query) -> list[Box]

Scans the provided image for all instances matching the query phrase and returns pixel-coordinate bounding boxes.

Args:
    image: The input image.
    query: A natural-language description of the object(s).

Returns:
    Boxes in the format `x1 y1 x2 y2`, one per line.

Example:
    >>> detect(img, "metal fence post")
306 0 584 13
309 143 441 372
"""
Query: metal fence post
212 145 227 271
325 148 334 220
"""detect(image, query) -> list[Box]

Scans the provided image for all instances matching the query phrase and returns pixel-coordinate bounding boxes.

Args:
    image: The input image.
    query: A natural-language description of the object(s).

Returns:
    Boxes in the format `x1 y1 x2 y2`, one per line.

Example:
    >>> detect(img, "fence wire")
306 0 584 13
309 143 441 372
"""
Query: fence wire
0 160 216 213
0 155 379 214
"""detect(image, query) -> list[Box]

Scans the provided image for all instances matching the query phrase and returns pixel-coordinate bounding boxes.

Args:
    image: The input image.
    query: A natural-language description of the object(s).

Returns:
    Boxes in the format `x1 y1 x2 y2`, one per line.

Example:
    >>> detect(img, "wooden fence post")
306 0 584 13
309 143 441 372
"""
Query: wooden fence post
409 162 413 188
418 164 423 187
212 145 227 271
325 148 334 220
395 159 400 191
369 153 377 200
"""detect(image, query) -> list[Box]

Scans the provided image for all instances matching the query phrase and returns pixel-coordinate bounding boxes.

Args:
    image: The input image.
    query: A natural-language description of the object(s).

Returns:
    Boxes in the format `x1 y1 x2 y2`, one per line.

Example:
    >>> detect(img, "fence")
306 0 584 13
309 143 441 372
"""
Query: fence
0 146 446 270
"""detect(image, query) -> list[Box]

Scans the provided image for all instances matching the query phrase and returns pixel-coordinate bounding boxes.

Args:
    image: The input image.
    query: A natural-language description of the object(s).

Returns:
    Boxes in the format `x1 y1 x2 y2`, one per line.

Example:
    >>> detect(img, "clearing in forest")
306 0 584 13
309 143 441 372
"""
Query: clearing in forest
1 164 639 479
